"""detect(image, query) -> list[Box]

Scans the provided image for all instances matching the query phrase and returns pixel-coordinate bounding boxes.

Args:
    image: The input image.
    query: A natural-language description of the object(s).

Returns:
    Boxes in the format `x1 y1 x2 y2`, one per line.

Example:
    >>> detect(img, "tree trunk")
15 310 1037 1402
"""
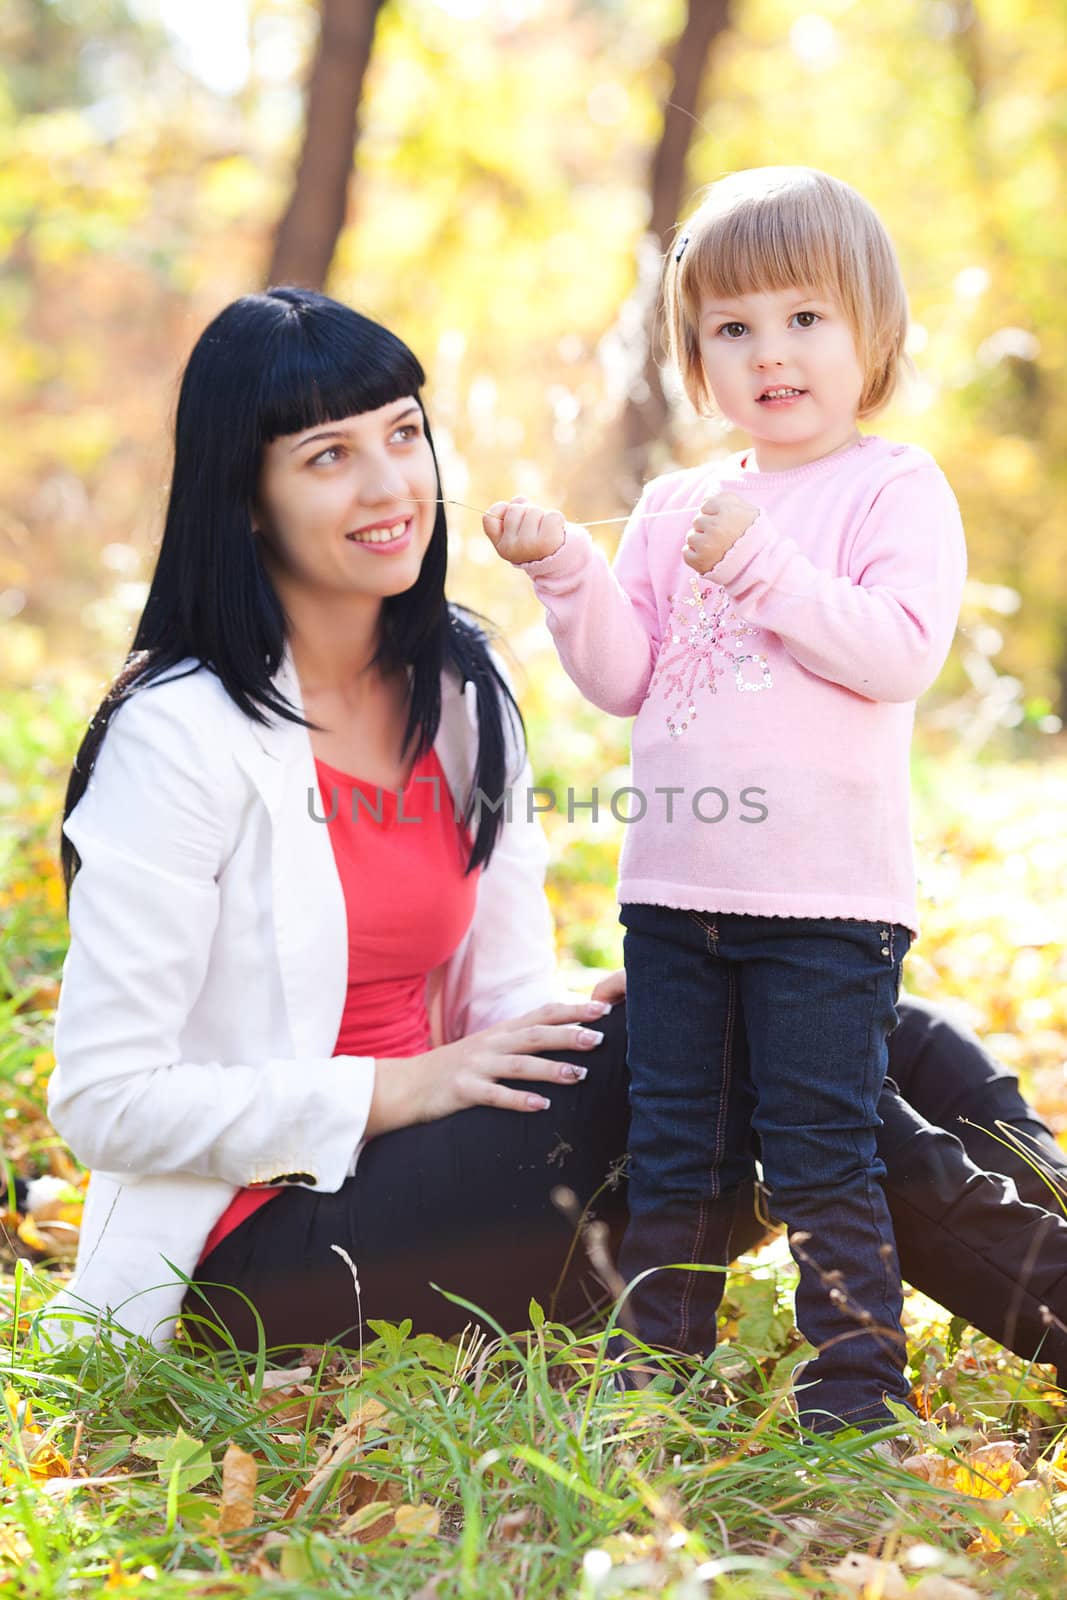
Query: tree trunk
266 0 387 291
620 0 732 477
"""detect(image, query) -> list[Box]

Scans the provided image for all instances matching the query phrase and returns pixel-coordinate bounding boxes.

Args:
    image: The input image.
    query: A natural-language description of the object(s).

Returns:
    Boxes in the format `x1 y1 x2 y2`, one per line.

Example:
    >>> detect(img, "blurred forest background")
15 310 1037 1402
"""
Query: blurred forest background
3 8 1067 1590
2 0 1066 1085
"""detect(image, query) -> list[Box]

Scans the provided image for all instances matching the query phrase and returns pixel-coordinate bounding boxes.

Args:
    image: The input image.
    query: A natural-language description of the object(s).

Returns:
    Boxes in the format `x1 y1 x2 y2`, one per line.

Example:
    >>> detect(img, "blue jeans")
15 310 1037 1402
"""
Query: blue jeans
618 903 913 1433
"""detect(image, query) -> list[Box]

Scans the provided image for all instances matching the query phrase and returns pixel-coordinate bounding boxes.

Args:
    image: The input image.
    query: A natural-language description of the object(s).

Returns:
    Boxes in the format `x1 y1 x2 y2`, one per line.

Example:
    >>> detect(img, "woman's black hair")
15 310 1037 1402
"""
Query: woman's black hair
61 286 525 895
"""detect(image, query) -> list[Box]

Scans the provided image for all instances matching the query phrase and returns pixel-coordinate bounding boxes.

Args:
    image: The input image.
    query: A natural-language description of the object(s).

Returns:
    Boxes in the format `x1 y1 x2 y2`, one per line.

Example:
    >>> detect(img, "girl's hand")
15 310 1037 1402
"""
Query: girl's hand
683 492 760 576
368 999 612 1136
590 968 625 1006
483 496 567 566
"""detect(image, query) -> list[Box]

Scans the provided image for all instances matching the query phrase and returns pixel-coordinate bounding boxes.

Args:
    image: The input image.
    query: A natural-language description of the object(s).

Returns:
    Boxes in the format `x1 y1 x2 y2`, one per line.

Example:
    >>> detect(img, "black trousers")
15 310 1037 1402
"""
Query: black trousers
184 995 1067 1373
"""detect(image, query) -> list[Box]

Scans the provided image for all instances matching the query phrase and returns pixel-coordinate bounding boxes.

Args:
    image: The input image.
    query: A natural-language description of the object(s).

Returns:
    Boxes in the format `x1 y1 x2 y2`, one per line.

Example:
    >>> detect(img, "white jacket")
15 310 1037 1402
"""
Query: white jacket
41 649 561 1346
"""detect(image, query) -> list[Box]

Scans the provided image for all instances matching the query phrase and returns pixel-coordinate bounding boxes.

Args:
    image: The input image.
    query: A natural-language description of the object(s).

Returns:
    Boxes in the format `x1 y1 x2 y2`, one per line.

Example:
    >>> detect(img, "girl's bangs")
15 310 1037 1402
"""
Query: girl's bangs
257 317 426 444
684 203 840 307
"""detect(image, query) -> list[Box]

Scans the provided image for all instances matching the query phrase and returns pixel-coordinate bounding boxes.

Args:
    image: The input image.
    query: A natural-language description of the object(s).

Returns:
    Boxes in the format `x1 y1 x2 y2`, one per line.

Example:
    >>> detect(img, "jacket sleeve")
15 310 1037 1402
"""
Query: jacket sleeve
48 687 375 1190
710 461 968 702
519 487 662 717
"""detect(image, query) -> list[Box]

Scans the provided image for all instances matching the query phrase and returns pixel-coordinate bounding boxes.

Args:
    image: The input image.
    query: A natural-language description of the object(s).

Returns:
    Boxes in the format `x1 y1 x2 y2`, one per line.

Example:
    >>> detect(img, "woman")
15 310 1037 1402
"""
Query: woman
42 288 1067 1383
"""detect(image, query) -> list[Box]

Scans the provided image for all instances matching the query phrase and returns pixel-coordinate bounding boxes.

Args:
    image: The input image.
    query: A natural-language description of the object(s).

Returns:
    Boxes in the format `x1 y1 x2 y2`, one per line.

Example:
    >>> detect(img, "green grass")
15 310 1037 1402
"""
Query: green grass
3 1264 1067 1597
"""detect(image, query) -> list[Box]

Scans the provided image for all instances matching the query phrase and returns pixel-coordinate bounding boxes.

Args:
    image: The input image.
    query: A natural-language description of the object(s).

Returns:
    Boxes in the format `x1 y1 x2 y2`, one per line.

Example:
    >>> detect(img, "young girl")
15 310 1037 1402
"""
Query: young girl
484 166 968 1434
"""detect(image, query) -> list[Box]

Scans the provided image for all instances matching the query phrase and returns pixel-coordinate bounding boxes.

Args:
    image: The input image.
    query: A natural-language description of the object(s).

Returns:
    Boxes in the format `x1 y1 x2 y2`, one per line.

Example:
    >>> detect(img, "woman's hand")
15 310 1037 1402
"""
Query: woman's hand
367 998 613 1138
483 496 567 566
683 491 759 576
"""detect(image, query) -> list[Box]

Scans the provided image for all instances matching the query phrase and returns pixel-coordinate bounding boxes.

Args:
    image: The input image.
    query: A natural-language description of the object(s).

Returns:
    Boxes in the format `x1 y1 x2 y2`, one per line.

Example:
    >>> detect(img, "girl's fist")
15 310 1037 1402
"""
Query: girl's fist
483 496 567 566
683 492 759 576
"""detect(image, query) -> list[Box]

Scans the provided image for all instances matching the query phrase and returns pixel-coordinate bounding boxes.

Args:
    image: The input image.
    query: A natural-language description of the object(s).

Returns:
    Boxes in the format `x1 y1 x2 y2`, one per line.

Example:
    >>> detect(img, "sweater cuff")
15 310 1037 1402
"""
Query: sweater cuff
519 522 594 580
708 508 777 588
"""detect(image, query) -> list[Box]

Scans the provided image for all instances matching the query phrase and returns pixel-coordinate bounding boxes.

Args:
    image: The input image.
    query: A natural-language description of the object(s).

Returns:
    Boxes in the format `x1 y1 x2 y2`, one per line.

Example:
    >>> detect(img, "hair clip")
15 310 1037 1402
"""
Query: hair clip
674 232 691 264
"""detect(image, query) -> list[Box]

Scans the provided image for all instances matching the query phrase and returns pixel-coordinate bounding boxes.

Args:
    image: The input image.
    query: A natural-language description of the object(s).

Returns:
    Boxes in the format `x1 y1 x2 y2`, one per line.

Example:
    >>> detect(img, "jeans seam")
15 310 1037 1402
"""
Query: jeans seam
686 909 718 952
678 966 736 1349
677 1197 708 1350
712 967 737 1194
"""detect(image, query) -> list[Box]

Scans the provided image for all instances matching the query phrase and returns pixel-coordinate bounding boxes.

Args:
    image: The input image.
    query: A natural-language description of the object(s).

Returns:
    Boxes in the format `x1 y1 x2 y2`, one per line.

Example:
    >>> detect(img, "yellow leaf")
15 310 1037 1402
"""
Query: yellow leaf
27 1439 70 1482
217 1442 258 1535
0 1526 31 1574
15 1217 47 1252
104 1558 159 1589
953 1441 1025 1500
394 1502 441 1538
3 1387 25 1427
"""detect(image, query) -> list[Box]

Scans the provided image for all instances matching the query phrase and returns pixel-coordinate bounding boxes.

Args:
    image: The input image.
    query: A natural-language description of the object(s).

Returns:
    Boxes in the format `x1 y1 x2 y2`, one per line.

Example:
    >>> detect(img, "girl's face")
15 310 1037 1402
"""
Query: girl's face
253 396 438 603
697 287 866 472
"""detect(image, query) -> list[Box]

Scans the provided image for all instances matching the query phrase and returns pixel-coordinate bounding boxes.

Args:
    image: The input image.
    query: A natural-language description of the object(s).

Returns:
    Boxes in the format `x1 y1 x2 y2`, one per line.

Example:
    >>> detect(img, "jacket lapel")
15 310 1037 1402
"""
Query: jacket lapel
232 650 349 1062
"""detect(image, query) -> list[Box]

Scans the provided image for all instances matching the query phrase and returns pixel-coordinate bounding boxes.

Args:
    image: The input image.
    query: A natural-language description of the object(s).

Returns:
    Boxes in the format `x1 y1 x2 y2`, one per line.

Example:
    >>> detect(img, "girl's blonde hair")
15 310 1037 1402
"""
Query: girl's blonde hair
664 167 910 419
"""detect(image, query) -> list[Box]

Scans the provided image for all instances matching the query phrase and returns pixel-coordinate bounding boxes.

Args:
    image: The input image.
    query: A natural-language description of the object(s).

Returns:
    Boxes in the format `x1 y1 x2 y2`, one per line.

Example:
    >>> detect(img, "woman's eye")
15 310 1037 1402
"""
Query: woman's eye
794 311 820 328
311 446 343 466
391 423 420 443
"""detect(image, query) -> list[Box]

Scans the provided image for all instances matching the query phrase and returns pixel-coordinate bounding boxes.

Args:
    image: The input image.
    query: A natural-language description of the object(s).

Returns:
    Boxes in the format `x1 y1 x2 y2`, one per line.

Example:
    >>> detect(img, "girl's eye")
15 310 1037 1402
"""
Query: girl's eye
718 322 746 339
793 311 820 328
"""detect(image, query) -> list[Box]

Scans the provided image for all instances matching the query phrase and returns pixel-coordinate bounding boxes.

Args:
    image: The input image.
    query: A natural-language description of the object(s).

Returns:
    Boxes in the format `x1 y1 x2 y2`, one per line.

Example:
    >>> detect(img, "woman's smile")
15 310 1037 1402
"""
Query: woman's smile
345 514 415 552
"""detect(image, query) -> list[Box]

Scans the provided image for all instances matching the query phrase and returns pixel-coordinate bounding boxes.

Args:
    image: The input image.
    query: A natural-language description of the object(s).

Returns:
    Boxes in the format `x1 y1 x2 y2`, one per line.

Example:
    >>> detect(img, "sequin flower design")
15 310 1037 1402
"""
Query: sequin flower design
650 572 773 739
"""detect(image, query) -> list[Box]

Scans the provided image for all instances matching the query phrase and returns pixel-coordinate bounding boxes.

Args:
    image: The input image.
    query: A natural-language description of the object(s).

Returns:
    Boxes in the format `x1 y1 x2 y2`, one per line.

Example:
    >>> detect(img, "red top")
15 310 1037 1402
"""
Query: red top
197 746 478 1264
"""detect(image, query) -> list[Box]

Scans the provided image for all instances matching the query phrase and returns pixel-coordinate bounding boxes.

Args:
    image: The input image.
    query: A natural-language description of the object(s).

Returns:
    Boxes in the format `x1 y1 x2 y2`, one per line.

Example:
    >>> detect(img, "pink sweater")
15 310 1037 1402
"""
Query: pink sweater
521 435 967 935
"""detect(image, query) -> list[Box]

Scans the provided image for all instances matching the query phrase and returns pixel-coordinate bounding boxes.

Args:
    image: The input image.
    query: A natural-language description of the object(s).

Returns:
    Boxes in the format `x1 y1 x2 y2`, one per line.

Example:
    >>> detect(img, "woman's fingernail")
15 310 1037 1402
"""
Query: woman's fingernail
587 1001 611 1016
564 1064 588 1081
578 1029 604 1046
528 1094 551 1110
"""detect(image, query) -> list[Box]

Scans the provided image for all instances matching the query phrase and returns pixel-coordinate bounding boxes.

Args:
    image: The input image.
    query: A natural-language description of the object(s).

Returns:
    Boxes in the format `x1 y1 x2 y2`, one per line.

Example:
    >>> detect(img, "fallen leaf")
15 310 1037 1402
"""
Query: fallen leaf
901 1452 957 1490
22 1437 71 1482
283 1399 390 1519
260 1366 313 1391
104 1559 160 1589
394 1503 441 1538
0 1525 31 1575
1 1409 70 1486
496 1508 533 1541
217 1442 258 1535
337 1475 401 1540
1009 1477 1051 1518
16 1214 79 1259
953 1440 1025 1500
256 1383 325 1429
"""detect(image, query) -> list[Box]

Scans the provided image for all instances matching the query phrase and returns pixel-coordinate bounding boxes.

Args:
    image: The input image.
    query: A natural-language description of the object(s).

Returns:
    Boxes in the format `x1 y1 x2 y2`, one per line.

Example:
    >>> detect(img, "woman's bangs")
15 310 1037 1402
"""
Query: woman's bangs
258 321 426 444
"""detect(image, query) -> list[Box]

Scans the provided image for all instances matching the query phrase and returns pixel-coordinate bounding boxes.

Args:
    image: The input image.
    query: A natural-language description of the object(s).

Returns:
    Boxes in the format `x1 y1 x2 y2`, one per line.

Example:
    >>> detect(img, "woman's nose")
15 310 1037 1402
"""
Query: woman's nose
359 455 409 504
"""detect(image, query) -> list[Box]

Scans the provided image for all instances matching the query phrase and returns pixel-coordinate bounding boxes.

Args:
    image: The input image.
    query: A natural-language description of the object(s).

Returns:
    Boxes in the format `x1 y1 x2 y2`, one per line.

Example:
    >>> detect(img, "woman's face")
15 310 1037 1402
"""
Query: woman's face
253 396 439 603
